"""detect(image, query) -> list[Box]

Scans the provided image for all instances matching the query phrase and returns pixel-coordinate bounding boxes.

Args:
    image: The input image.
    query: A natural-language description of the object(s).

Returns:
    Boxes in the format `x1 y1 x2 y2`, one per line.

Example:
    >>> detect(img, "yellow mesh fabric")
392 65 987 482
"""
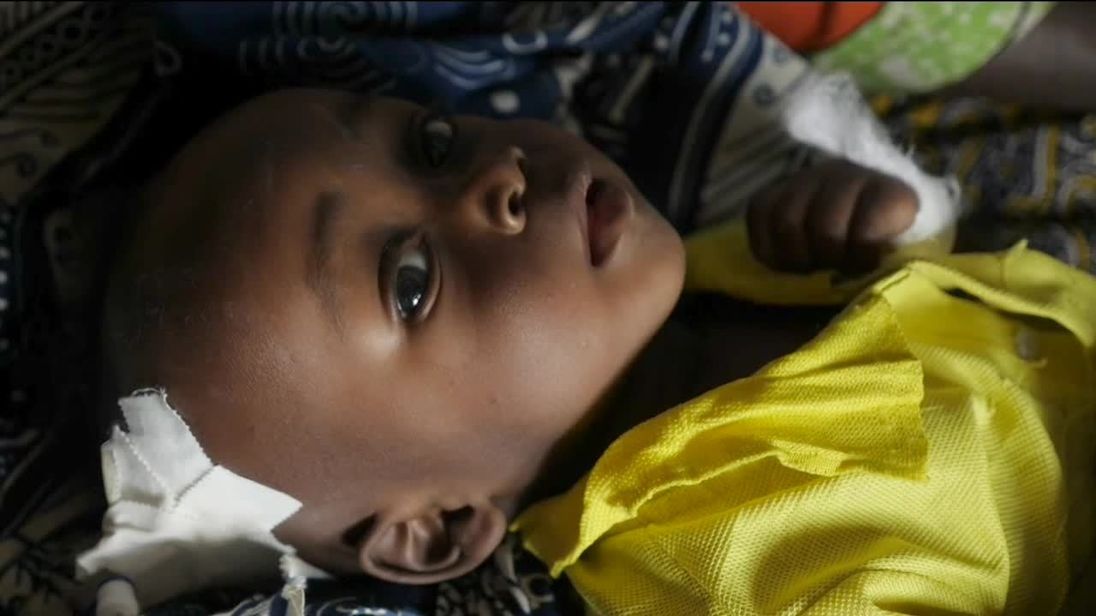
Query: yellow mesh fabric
514 220 1096 615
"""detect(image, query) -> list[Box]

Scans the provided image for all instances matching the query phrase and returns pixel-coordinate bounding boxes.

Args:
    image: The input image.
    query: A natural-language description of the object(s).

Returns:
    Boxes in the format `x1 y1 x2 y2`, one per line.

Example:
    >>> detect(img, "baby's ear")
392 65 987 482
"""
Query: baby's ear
357 501 507 584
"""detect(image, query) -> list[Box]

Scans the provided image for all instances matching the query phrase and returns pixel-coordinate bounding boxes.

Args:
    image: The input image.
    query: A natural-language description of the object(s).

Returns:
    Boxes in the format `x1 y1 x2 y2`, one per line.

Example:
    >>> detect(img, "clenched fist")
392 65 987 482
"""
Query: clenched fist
747 159 919 274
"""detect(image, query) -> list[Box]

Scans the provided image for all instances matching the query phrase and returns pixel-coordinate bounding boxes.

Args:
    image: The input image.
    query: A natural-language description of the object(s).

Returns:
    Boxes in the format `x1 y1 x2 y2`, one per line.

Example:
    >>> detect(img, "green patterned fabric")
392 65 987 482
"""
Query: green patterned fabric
814 2 1055 96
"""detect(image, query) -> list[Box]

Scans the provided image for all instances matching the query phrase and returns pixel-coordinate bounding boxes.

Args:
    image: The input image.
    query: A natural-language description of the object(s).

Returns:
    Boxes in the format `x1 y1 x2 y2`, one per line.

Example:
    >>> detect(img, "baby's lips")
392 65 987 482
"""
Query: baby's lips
586 178 634 268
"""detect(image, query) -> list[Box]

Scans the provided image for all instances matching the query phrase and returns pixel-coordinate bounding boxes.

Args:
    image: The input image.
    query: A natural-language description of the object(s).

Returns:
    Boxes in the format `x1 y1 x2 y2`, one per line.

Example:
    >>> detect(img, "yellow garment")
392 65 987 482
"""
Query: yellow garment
514 220 1096 615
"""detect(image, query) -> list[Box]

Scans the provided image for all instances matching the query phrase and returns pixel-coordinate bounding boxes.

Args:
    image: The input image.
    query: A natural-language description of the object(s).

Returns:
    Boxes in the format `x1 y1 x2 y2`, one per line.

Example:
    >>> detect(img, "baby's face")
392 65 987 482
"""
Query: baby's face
136 89 683 573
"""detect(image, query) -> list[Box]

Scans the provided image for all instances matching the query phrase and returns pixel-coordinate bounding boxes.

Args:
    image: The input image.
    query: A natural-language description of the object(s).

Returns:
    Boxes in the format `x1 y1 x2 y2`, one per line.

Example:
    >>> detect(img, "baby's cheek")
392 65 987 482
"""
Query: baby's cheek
604 216 684 336
482 294 613 423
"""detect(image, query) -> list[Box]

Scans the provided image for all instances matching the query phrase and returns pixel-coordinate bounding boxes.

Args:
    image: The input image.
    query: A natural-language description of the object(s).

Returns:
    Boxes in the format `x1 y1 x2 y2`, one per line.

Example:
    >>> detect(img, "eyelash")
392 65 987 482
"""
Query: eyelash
417 109 457 169
382 231 438 324
380 107 454 325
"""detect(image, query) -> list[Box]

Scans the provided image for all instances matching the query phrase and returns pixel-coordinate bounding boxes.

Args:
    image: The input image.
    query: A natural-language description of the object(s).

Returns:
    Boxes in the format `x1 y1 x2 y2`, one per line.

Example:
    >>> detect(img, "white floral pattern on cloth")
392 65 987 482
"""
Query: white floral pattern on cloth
812 2 1055 96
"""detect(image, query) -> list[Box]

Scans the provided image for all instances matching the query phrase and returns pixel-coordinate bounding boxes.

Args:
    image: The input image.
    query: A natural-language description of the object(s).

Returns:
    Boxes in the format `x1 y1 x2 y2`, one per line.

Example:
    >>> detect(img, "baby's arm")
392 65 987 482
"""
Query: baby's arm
941 3 1096 113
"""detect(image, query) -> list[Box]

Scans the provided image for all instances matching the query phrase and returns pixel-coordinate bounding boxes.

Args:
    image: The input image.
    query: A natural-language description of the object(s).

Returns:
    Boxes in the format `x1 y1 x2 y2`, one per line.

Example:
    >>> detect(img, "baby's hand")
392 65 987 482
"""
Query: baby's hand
747 159 919 274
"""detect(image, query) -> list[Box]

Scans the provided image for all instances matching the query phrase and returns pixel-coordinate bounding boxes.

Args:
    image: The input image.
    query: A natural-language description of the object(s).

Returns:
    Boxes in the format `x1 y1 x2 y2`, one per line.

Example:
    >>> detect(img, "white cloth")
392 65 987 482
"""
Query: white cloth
77 389 304 609
781 72 960 244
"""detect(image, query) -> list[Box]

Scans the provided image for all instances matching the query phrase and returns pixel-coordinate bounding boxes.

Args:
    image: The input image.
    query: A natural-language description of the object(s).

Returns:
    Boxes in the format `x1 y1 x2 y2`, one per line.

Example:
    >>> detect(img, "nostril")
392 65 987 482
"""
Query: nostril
508 191 523 218
586 179 605 206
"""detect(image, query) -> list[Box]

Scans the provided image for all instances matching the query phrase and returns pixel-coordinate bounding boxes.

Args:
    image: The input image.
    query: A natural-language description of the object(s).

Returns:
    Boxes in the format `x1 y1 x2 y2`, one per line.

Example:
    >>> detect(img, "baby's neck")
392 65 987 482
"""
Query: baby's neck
611 295 836 430
526 295 836 504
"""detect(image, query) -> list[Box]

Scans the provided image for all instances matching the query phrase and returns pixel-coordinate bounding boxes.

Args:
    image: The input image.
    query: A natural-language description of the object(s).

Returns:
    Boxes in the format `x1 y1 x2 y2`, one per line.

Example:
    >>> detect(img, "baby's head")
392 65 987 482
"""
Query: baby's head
103 89 684 583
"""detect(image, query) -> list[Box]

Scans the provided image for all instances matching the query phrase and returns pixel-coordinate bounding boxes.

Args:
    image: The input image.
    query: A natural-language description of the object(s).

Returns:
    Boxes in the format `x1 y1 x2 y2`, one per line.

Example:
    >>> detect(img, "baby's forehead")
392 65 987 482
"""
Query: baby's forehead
137 99 408 307
152 96 391 234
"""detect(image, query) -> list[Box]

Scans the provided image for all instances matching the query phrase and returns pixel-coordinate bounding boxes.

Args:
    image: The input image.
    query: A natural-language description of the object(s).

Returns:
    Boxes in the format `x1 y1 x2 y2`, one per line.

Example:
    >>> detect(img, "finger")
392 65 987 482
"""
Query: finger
846 175 919 272
771 179 818 273
858 175 919 241
747 186 778 267
806 165 868 270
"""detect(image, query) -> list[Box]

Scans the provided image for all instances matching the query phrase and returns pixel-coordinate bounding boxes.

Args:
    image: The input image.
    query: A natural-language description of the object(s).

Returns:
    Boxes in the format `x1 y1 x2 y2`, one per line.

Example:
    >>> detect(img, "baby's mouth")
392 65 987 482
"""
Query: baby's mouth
583 177 633 268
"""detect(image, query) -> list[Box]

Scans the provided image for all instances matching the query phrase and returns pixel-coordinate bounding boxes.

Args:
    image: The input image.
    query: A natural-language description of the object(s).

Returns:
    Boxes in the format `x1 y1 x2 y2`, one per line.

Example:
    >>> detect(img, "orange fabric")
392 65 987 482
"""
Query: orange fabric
736 2 883 53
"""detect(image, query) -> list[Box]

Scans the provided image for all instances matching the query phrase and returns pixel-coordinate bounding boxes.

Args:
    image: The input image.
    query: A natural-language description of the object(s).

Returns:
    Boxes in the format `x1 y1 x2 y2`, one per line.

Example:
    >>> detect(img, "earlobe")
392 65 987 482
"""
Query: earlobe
357 501 507 584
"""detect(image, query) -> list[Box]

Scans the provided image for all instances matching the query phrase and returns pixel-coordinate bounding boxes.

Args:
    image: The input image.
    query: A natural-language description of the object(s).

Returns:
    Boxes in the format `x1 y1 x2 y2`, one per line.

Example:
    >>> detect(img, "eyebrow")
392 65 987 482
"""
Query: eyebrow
325 93 377 145
307 192 346 333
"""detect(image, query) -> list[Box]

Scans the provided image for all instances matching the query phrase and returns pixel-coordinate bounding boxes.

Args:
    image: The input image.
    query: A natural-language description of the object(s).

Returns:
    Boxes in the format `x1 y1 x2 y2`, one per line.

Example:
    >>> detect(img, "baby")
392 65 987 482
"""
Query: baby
79 84 1096 615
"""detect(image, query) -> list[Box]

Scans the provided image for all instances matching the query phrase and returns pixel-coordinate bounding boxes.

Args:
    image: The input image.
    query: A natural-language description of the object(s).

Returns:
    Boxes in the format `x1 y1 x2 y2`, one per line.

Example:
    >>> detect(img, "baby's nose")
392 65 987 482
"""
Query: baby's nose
461 146 527 235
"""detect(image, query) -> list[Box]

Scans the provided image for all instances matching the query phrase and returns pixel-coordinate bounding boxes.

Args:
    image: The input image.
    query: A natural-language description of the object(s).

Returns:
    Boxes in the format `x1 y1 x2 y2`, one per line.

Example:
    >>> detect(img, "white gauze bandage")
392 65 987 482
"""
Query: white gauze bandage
781 72 962 245
76 388 304 608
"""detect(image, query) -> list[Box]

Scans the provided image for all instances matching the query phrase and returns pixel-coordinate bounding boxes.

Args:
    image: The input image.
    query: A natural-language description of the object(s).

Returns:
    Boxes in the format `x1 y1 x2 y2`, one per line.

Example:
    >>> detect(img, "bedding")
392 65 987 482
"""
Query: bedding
1 3 1094 615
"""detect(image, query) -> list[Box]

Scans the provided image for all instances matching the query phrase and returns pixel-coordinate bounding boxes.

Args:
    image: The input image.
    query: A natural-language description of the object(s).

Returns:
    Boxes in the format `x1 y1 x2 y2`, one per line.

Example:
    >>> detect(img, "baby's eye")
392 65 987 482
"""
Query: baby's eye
387 234 435 322
420 113 455 168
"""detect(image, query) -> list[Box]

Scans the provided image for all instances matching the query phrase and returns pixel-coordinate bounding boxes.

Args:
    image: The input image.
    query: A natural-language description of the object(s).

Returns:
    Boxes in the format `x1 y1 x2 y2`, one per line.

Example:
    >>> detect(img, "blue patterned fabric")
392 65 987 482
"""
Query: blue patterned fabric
146 1 764 231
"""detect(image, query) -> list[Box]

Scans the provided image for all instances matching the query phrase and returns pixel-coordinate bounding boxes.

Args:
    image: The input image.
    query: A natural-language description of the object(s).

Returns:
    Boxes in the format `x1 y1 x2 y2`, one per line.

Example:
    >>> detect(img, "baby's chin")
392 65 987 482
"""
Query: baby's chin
631 196 687 312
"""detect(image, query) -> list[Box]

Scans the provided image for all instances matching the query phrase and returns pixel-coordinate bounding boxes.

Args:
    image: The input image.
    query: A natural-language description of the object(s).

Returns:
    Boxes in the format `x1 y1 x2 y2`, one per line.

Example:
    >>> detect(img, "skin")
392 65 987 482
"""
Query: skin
110 88 918 585
747 158 918 274
114 89 686 583
942 2 1096 113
